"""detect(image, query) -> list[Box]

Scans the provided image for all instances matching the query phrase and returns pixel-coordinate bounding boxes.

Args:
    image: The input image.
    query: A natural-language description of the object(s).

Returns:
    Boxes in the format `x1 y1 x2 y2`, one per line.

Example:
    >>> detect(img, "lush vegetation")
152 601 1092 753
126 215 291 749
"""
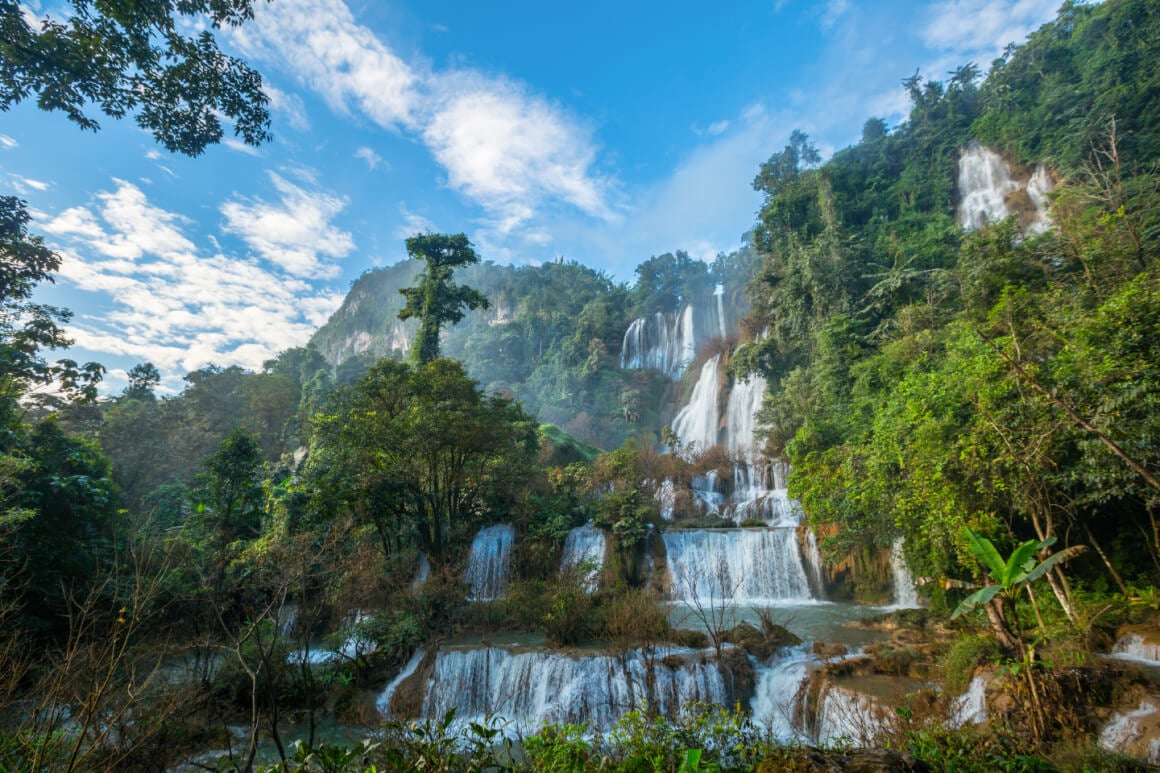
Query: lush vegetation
2 0 1160 770
733 0 1160 599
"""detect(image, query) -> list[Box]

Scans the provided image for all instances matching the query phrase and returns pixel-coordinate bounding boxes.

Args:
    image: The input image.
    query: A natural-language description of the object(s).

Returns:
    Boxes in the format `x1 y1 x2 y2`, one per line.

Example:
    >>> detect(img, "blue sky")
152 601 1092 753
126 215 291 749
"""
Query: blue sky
0 0 1063 393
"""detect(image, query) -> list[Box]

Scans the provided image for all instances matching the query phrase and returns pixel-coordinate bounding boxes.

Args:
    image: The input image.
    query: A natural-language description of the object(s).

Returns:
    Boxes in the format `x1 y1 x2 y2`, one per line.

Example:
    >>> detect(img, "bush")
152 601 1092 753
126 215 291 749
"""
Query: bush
944 635 1002 694
599 589 670 650
543 571 595 646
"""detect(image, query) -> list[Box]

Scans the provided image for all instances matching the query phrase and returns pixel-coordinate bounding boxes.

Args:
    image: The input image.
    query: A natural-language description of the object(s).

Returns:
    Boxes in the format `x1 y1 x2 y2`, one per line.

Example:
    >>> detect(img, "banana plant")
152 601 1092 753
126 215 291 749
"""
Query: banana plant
951 527 1086 652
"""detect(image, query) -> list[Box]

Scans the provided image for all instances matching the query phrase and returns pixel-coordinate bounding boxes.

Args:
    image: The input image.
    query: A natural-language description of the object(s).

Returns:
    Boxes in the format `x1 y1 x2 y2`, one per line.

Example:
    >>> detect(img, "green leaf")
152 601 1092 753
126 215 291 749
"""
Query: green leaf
962 527 1006 580
1023 545 1087 584
952 584 1002 619
1004 539 1041 586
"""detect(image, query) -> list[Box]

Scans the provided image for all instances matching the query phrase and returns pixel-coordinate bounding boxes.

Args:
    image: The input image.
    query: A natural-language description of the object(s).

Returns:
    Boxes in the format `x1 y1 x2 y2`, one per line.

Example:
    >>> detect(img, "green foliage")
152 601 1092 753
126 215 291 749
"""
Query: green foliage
398 233 489 365
189 427 264 551
0 197 104 415
0 0 271 156
379 710 513 773
952 530 1085 619
906 727 1058 772
306 358 537 563
944 635 1002 694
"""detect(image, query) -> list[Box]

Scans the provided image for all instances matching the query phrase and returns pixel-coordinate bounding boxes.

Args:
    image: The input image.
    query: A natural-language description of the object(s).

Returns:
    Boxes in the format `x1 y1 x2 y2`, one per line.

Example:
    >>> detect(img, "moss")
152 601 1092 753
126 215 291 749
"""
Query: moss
944 634 1002 694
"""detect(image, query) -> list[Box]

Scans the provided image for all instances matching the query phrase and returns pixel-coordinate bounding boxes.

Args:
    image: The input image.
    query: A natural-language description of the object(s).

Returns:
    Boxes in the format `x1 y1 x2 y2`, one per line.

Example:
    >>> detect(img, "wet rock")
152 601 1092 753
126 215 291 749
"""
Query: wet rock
812 641 848 661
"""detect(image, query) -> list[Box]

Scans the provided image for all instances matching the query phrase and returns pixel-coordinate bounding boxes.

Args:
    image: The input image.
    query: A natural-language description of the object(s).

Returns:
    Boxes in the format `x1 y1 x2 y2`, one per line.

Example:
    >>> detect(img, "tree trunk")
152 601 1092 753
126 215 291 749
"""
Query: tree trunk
985 597 1022 653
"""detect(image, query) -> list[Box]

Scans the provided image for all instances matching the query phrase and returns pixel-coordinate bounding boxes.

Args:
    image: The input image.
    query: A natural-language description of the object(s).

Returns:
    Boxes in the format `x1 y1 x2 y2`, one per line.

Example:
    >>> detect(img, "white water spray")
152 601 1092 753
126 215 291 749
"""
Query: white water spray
465 524 515 601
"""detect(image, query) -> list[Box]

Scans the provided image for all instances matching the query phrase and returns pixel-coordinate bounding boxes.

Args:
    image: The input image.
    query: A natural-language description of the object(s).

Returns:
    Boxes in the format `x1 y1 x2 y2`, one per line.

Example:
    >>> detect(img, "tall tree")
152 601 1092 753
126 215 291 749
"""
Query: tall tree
398 233 489 365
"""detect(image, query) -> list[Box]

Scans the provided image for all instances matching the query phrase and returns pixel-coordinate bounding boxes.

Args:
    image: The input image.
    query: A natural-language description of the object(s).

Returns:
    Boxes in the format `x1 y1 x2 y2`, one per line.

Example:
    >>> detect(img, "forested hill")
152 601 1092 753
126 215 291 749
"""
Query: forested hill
309 248 758 450
729 0 1160 591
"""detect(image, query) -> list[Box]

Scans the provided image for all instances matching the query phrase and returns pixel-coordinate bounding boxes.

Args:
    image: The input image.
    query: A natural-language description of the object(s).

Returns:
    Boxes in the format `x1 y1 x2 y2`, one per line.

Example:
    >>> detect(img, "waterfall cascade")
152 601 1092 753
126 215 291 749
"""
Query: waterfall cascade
1110 632 1160 664
465 524 515 601
560 524 606 591
671 355 721 453
889 538 921 609
950 675 989 727
619 295 731 380
751 652 813 740
1100 698 1160 763
419 646 732 731
811 682 889 745
663 529 815 605
378 648 426 716
958 142 1052 232
619 307 697 378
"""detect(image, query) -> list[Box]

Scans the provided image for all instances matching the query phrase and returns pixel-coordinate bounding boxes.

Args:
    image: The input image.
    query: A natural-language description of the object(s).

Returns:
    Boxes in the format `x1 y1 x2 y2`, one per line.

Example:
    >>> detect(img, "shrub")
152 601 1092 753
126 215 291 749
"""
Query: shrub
944 635 1002 694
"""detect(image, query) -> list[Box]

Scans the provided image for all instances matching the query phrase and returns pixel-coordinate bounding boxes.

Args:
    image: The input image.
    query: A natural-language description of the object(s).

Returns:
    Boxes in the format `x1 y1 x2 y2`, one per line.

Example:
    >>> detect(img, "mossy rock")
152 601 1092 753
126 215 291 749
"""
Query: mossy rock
670 628 710 649
725 620 802 659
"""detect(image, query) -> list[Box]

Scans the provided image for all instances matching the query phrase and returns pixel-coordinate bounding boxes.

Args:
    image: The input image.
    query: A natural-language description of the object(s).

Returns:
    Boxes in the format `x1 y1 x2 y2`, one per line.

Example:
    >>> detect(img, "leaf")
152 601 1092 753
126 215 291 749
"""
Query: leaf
962 527 1006 580
1004 539 1042 586
952 583 1002 619
1024 545 1087 584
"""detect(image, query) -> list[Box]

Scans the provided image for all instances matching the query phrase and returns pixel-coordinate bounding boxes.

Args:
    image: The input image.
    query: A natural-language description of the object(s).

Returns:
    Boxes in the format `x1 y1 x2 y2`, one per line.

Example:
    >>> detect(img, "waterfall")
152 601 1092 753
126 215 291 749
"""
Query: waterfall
812 683 888 745
663 529 815 605
619 307 698 378
560 524 606 591
802 529 826 597
412 554 430 592
958 142 1022 231
958 142 1053 232
690 471 725 515
1109 632 1160 664
949 675 988 727
420 646 730 731
1025 164 1053 233
890 537 920 609
672 355 721 454
751 650 813 740
377 648 426 716
1099 698 1160 763
465 524 515 601
725 374 767 463
656 479 676 520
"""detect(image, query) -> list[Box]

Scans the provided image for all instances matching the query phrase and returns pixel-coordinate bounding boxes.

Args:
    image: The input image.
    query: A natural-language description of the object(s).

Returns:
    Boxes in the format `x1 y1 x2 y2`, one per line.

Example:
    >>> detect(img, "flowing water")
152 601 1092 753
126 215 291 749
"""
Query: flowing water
958 142 1052 232
663 529 815 605
419 646 732 732
889 537 921 609
465 524 516 602
560 523 606 591
672 355 721 453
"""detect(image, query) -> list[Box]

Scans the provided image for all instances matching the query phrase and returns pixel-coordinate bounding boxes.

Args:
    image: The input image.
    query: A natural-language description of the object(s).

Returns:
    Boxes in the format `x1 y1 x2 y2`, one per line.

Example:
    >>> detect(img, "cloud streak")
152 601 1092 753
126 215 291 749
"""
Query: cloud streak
43 179 346 376
234 0 614 243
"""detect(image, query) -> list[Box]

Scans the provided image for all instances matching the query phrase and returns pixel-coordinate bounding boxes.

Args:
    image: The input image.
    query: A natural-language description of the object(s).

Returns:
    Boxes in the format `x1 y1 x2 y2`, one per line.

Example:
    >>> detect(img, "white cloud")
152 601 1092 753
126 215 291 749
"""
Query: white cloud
264 83 311 131
235 0 614 243
922 0 1059 57
355 146 387 171
233 0 418 129
220 172 354 278
5 175 50 194
706 120 730 136
43 181 346 378
423 71 612 233
145 149 162 160
0 134 18 150
820 0 850 29
394 203 437 240
224 137 263 156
